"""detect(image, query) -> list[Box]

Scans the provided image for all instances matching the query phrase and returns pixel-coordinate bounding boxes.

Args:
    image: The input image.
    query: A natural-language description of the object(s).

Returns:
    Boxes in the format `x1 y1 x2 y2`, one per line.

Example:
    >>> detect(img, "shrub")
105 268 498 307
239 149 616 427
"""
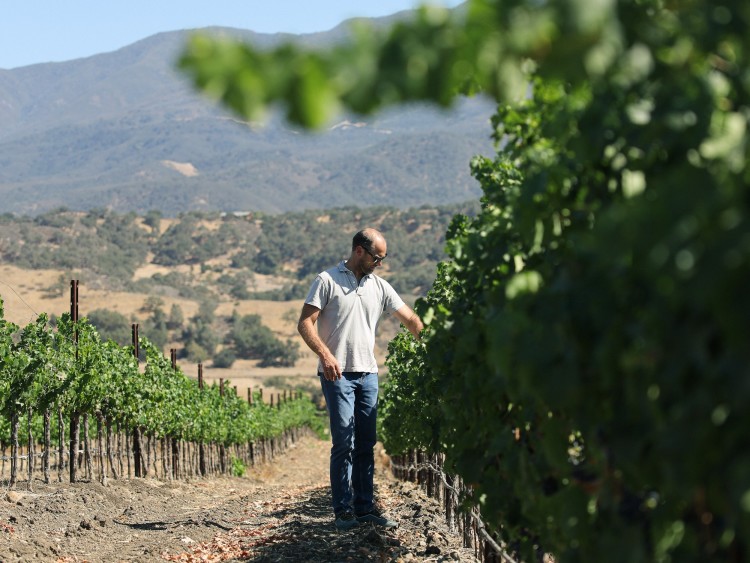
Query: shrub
212 348 236 369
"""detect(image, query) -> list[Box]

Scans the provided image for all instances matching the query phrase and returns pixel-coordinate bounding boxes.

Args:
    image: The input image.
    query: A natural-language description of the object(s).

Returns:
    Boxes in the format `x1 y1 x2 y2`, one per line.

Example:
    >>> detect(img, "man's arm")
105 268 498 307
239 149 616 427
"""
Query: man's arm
297 303 342 381
393 304 424 340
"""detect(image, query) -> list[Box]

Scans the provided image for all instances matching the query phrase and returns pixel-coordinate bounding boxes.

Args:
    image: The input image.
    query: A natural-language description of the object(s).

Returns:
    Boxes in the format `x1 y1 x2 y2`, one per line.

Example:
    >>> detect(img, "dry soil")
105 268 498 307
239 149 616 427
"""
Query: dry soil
1 435 478 562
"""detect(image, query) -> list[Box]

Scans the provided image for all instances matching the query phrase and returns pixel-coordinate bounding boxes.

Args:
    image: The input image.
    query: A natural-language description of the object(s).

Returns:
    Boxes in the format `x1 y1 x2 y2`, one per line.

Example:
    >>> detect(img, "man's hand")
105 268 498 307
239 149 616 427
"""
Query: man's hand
319 351 343 381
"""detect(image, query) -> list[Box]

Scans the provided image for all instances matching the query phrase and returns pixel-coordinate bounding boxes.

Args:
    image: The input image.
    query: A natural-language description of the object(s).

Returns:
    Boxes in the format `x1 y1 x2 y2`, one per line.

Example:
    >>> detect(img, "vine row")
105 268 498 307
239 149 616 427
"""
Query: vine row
0 297 323 487
381 61 748 563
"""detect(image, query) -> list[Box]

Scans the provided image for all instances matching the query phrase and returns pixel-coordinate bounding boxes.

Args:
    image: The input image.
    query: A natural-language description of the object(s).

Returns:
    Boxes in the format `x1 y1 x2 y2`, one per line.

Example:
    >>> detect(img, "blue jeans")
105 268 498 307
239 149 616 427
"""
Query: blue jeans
319 372 378 516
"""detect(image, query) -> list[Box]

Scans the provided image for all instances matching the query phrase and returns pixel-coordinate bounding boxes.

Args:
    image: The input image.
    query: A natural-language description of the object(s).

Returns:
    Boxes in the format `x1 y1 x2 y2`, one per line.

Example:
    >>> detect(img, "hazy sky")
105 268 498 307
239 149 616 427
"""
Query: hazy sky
0 0 465 70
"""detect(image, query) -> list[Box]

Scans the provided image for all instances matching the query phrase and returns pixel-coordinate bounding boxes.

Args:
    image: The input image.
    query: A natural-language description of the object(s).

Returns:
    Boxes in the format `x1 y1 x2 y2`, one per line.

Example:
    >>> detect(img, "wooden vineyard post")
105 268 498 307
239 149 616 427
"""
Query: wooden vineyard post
83 414 92 481
247 387 255 466
69 412 81 484
70 280 79 355
131 323 143 478
219 379 226 474
57 408 65 482
69 280 80 484
43 408 51 484
170 350 178 480
93 420 103 484
198 364 206 477
105 415 119 480
27 406 34 490
97 413 107 486
9 412 18 487
172 437 179 480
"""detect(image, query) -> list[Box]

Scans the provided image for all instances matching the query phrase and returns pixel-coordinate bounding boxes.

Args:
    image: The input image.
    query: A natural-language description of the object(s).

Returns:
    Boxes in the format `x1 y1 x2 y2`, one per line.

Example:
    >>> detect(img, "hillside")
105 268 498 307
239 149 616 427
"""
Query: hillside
0 204 475 395
0 9 495 216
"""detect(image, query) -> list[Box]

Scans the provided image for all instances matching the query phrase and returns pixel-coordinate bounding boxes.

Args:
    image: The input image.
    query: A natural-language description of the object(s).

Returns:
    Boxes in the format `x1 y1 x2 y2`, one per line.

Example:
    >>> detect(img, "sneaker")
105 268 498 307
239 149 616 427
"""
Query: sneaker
334 510 360 531
356 506 398 528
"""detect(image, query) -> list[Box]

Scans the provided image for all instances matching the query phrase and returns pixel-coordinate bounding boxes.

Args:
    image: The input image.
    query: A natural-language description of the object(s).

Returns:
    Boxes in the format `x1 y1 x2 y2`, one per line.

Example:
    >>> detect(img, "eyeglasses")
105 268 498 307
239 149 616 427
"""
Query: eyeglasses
362 246 387 263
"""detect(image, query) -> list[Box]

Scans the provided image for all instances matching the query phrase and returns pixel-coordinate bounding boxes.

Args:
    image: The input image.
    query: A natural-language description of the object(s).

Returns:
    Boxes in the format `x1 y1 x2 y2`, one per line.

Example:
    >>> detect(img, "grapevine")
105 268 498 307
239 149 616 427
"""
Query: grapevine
0 300 323 483
383 8 749 562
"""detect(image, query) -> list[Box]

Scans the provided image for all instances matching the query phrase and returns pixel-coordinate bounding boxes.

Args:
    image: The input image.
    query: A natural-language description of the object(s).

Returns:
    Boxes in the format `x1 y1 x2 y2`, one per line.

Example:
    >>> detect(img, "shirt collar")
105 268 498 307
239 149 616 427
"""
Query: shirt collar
338 260 371 280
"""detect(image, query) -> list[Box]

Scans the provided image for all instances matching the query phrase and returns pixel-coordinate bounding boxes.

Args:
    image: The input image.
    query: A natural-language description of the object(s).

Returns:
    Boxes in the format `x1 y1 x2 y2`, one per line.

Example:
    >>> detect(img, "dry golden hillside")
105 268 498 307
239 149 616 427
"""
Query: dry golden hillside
0 206 445 404
0 263 400 403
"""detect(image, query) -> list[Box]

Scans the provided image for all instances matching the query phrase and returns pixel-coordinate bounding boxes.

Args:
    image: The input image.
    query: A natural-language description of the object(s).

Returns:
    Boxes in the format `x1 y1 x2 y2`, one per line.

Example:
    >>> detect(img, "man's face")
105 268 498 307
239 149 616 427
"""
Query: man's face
360 242 387 275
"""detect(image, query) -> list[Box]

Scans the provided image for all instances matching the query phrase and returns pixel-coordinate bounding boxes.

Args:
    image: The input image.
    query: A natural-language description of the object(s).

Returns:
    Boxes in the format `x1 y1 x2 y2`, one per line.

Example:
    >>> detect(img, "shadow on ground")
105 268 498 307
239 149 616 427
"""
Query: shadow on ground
246 486 401 562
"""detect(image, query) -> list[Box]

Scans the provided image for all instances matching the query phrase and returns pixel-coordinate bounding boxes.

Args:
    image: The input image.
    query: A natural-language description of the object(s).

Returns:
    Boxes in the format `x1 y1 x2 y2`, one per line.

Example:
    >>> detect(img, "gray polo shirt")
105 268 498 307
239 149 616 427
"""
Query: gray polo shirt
305 260 405 373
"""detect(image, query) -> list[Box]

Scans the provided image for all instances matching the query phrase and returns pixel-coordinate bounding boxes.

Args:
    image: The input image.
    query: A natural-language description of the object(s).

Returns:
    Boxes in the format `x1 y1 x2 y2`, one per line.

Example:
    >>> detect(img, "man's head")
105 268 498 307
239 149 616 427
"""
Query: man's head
350 228 387 276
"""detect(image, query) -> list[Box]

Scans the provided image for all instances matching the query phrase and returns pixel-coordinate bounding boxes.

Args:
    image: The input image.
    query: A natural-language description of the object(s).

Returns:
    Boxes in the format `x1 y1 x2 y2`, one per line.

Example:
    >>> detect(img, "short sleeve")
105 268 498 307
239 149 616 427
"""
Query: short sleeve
380 278 405 313
305 274 329 310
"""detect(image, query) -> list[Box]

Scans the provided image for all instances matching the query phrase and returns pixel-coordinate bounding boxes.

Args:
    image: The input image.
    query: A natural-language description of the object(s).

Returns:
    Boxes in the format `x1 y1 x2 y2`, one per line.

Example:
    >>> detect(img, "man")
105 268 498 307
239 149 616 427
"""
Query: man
298 228 423 531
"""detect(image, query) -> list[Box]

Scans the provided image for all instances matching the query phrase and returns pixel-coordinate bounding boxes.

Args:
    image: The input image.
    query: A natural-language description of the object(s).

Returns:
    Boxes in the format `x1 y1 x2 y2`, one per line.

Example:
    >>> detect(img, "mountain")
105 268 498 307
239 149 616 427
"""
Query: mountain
0 11 496 216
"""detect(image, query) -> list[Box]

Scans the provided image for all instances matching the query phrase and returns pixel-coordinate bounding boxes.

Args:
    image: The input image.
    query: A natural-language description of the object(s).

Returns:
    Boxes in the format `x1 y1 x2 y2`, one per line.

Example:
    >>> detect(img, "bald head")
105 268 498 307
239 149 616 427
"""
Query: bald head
352 228 385 251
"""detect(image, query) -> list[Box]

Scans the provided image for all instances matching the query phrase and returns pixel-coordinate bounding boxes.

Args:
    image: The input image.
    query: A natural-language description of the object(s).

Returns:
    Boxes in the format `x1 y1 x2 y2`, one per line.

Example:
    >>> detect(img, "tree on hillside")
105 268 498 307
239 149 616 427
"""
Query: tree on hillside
142 306 168 350
143 209 162 234
140 296 165 314
34 207 74 228
86 309 131 347
212 347 237 368
228 314 300 367
167 303 184 330
181 312 219 361
151 215 222 266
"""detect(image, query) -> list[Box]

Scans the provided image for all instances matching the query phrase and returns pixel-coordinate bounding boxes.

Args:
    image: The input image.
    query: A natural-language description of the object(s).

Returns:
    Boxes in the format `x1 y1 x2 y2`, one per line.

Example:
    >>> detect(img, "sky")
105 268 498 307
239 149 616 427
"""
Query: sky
0 0 465 70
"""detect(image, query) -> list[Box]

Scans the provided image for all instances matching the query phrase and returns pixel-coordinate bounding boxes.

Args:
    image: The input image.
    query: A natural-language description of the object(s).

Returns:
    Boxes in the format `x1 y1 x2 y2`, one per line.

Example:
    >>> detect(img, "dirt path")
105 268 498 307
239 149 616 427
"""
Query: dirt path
1 435 477 562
